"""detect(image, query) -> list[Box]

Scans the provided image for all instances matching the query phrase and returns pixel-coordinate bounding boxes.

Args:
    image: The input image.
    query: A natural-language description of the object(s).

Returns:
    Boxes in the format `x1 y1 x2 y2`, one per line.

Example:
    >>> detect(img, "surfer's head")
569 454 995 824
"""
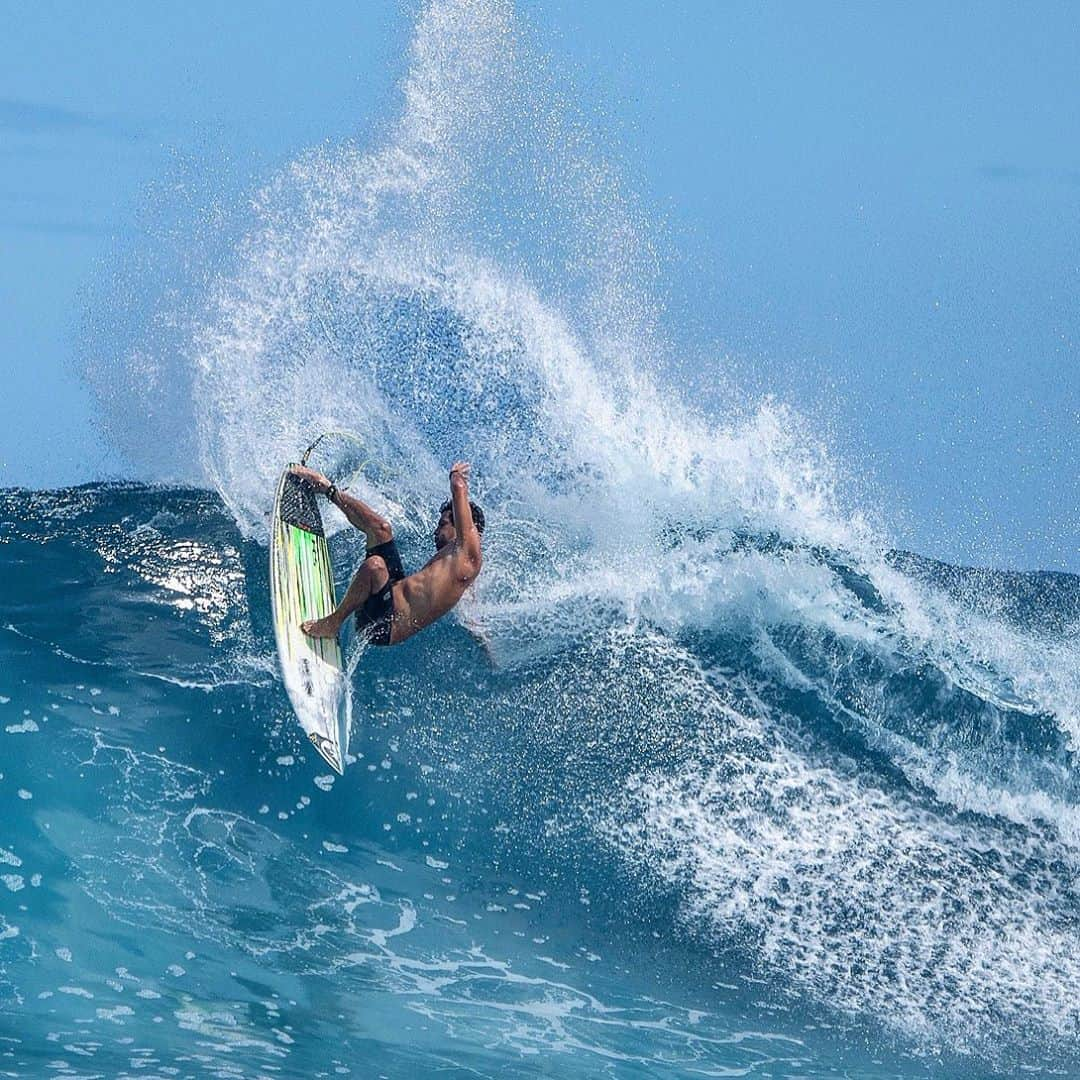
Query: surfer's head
435 500 485 549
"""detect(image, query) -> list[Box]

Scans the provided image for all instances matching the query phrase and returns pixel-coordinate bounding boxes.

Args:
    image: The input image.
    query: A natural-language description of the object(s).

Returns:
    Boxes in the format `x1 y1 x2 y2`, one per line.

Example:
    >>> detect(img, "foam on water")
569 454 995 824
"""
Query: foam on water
598 640 1080 1052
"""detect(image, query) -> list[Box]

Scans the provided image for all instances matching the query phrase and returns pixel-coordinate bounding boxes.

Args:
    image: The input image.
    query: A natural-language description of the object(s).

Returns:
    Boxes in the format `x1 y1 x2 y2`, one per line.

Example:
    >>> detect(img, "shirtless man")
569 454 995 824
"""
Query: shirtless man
290 461 484 646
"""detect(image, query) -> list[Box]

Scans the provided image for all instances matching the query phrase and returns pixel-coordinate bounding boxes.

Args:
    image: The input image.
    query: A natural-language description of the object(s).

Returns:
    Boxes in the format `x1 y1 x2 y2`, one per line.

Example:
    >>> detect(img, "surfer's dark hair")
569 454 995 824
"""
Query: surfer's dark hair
439 499 485 534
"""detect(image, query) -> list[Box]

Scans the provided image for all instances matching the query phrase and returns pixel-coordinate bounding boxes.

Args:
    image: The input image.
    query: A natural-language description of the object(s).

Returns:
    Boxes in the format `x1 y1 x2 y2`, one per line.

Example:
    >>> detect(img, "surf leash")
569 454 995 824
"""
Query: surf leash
300 430 397 490
300 430 365 467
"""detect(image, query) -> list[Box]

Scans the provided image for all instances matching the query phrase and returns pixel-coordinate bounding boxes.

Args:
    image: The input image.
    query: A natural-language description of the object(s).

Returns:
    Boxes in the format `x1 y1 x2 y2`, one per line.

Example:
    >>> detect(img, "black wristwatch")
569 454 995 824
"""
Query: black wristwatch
325 484 337 503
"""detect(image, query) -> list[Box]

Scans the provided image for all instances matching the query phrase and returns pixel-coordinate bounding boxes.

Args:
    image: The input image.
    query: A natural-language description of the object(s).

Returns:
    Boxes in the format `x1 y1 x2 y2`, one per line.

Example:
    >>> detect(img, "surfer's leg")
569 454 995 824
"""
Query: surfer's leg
302 556 389 638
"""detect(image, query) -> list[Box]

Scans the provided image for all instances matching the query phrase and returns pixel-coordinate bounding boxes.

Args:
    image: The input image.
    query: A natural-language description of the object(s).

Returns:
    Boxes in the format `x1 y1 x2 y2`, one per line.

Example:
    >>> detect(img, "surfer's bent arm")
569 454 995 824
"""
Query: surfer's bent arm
449 461 482 578
290 465 392 545
331 489 393 544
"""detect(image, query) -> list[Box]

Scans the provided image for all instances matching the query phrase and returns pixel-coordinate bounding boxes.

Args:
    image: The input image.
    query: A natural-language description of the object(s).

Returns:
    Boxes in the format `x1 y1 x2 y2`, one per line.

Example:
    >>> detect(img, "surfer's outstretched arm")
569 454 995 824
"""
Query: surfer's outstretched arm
448 461 482 578
290 465 392 546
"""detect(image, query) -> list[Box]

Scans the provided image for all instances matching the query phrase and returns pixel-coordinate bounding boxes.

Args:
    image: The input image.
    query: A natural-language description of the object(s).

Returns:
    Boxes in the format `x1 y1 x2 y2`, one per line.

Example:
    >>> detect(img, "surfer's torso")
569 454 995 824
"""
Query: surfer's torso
291 460 483 648
388 540 481 644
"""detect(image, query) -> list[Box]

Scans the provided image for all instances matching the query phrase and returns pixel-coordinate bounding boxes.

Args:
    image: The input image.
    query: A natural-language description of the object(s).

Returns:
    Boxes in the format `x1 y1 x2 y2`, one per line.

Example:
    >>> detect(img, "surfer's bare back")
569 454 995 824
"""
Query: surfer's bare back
291 461 484 647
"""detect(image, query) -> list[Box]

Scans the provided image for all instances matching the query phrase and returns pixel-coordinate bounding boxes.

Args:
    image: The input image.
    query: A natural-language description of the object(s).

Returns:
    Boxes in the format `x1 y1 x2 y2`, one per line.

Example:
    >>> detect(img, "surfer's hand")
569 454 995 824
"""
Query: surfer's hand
290 465 331 494
449 461 471 489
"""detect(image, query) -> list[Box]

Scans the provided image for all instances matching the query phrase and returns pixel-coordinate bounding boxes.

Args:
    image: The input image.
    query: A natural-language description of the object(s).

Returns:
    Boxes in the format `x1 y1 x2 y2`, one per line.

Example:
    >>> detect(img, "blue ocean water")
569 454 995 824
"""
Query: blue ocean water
5 1 1080 1076
2 486 1078 1080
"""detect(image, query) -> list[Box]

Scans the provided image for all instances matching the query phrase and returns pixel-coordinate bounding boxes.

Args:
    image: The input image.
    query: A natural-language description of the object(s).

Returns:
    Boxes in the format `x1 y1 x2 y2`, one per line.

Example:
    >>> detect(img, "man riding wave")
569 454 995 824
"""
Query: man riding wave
289 461 484 646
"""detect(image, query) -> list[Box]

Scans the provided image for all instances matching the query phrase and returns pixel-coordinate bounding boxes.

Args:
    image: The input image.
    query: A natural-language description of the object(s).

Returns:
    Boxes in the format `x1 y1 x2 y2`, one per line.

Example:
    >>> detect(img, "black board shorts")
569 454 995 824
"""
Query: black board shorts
356 539 406 646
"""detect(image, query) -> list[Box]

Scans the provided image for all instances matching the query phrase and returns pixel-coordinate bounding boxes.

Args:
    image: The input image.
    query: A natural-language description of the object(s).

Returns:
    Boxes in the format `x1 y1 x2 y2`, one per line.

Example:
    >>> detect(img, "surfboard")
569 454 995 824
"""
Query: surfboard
269 467 348 774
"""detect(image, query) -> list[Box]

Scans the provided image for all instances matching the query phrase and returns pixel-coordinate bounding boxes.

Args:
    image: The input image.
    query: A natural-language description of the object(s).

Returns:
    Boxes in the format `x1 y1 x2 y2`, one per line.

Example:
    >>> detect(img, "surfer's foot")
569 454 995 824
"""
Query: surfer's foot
301 614 341 638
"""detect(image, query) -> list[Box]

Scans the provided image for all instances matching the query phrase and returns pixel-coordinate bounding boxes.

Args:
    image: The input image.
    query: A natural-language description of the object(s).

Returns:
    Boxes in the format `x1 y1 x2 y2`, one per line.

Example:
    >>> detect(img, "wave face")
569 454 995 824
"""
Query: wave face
12 0 1078 1075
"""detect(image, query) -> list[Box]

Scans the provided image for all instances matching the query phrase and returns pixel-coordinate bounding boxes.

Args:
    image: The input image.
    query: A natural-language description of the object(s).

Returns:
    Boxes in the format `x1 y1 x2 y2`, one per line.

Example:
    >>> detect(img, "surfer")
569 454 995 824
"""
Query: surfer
290 461 484 646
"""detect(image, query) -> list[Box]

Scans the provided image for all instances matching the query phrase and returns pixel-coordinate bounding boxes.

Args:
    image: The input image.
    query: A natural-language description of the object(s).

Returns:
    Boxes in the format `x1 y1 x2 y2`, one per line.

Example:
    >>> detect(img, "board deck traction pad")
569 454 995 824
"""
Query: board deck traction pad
270 468 347 773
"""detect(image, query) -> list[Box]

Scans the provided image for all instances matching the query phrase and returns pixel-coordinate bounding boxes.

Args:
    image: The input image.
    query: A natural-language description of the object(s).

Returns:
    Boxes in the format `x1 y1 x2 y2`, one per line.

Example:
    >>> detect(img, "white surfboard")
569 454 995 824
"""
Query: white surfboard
269 467 349 774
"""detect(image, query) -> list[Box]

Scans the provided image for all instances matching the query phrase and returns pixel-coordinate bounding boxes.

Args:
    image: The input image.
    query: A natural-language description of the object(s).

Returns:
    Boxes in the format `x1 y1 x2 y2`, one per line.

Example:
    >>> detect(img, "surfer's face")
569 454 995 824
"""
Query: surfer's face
434 509 456 551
